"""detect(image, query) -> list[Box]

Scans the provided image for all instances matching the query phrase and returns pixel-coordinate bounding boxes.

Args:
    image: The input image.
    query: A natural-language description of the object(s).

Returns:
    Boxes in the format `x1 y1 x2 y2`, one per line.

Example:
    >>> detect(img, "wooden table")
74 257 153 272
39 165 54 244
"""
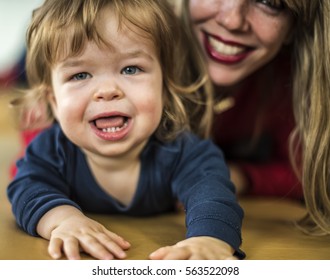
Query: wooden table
1 193 330 260
239 197 330 259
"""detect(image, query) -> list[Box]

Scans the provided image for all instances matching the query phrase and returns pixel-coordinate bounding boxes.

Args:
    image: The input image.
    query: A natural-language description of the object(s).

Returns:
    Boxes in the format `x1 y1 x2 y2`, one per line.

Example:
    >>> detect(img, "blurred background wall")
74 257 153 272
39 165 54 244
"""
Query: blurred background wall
0 0 43 87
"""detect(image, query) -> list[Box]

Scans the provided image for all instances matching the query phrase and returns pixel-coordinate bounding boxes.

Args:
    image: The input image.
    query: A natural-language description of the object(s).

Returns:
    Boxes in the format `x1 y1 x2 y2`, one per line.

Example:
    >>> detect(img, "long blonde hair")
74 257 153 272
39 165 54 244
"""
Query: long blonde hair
13 0 214 141
178 0 330 235
289 0 330 235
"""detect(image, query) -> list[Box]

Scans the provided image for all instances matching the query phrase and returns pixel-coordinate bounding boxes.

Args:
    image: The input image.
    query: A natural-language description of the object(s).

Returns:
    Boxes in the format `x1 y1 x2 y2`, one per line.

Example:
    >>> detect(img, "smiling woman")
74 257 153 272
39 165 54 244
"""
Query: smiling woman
175 0 298 198
177 0 330 236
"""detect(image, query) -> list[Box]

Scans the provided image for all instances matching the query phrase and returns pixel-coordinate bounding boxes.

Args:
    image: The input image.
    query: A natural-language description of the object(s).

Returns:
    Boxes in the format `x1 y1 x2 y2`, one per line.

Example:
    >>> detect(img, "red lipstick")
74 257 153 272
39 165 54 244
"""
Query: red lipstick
203 31 254 65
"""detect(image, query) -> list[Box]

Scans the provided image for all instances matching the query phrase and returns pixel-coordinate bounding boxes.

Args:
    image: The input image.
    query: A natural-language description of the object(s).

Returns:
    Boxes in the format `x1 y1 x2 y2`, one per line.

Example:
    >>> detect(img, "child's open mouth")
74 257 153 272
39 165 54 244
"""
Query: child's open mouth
93 116 129 133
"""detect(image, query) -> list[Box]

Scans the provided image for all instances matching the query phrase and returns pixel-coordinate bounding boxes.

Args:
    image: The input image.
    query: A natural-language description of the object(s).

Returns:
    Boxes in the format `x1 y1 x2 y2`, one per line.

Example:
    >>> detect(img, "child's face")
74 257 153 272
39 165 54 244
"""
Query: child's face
48 7 163 159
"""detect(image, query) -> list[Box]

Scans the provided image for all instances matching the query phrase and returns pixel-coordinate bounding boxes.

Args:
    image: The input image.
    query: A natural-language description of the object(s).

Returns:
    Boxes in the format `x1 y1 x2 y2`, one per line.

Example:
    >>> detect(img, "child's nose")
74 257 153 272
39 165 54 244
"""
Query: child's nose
93 86 124 101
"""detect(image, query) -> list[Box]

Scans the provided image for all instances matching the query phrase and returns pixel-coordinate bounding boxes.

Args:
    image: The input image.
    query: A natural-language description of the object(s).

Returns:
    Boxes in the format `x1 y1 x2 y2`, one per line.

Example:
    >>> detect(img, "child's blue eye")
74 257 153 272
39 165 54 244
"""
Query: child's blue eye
121 66 141 75
257 0 285 10
72 72 91 80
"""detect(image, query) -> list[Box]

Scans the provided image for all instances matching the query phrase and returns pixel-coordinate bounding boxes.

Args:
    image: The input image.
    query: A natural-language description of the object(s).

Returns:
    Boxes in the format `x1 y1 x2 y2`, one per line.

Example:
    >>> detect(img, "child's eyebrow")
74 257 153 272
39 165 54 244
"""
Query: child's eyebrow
121 49 155 61
57 59 86 70
56 48 156 70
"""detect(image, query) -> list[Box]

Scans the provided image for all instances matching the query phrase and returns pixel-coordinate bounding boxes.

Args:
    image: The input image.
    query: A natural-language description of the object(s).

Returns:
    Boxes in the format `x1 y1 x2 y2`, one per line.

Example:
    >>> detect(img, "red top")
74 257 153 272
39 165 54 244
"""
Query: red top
212 51 303 200
10 129 42 178
0 65 20 88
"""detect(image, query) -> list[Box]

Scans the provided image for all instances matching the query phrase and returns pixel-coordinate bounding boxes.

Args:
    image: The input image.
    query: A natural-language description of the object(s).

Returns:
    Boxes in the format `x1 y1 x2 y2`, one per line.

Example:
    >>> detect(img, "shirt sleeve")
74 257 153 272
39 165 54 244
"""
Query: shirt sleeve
171 135 245 258
7 125 81 236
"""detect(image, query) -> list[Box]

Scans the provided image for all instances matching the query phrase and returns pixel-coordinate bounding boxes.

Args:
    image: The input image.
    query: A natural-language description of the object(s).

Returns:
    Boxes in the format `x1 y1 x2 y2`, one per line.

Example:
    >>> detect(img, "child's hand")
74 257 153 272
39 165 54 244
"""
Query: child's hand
48 215 131 260
149 236 237 260
37 206 130 260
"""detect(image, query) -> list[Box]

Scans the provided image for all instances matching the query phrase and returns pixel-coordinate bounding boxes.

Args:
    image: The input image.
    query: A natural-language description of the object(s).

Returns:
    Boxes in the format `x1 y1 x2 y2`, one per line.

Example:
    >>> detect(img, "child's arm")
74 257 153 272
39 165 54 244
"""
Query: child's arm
149 236 237 260
37 205 130 260
168 136 245 259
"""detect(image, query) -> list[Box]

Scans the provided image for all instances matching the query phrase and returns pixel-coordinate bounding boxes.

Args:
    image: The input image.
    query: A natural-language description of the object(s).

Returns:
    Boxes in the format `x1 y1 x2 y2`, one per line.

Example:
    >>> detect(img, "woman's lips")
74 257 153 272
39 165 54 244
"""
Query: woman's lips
203 31 254 64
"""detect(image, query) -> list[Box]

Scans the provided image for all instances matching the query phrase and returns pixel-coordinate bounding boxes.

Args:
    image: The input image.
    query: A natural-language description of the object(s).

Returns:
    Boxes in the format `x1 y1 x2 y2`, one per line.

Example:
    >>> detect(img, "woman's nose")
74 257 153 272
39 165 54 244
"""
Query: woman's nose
214 0 249 32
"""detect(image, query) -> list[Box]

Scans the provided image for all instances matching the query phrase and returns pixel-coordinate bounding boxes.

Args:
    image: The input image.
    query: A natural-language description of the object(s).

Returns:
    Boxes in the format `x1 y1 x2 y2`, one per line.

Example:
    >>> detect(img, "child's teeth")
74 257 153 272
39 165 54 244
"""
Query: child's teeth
102 122 128 133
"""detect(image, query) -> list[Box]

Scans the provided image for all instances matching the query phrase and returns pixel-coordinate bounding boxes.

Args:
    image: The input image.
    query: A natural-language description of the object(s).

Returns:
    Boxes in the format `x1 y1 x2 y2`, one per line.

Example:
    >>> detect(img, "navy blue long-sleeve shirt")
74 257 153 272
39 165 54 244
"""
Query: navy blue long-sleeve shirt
7 123 245 258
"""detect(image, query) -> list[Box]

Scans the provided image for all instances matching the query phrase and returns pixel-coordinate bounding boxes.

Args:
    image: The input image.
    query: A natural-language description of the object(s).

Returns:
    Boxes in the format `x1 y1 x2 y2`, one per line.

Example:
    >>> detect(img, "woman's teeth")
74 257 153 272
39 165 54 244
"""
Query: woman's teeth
209 36 245 56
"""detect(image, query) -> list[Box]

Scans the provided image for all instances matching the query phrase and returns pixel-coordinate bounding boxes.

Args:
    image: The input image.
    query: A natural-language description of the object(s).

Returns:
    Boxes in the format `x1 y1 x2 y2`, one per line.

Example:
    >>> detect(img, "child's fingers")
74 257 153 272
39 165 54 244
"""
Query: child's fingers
103 231 131 250
48 220 131 260
49 236 81 260
149 246 167 259
79 238 115 260
79 233 129 260
98 233 130 258
62 237 81 260
48 238 63 259
149 246 190 260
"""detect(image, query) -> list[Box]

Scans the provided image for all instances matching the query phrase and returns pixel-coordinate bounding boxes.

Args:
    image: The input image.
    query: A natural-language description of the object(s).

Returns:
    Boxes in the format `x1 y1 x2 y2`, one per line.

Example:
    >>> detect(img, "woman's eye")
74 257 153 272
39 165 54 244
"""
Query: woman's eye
257 0 285 10
121 66 141 75
71 72 91 81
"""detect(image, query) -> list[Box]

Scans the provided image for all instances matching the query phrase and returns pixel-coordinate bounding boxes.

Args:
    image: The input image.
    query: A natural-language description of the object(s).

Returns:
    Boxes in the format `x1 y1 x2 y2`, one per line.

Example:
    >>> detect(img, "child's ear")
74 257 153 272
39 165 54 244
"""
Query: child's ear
46 87 58 119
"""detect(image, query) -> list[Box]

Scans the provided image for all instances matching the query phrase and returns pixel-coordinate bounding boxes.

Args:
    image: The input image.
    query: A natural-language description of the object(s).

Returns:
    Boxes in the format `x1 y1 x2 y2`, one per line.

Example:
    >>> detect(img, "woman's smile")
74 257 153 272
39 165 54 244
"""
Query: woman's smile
203 31 254 64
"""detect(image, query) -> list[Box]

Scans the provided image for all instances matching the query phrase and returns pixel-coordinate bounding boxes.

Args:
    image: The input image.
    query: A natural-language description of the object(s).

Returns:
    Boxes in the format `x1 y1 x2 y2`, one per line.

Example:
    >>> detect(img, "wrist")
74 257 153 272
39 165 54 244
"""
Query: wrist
36 205 82 239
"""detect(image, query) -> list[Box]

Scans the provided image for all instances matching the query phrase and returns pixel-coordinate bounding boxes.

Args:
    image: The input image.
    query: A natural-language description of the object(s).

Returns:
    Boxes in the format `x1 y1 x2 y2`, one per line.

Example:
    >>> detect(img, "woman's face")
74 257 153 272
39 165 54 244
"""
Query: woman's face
189 0 294 86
